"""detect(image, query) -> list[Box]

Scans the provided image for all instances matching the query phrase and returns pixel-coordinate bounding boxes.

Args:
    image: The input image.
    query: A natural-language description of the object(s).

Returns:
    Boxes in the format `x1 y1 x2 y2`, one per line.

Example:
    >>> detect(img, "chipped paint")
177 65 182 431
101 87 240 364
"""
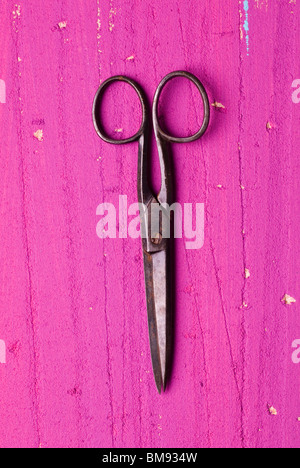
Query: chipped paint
245 268 250 279
266 121 273 130
243 1 249 56
33 129 44 141
58 21 67 29
239 8 243 39
12 4 21 20
268 406 277 416
126 55 135 61
109 1 117 32
212 101 225 109
289 0 296 12
281 294 296 305
12 4 21 33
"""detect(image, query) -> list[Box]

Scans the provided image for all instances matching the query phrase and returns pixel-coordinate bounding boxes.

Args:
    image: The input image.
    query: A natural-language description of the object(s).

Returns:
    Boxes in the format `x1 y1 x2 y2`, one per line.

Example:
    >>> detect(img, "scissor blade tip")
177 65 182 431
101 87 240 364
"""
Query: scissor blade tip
155 377 167 394
154 376 163 394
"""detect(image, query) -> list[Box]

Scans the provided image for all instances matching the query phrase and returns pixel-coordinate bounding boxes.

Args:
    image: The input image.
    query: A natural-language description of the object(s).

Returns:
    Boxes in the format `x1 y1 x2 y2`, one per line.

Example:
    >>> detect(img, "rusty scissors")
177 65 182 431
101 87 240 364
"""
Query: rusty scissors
93 71 210 393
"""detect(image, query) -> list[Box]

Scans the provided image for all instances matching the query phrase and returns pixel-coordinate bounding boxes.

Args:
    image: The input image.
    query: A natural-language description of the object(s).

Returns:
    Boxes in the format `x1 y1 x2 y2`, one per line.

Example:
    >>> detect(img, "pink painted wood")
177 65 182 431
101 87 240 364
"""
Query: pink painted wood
0 0 299 448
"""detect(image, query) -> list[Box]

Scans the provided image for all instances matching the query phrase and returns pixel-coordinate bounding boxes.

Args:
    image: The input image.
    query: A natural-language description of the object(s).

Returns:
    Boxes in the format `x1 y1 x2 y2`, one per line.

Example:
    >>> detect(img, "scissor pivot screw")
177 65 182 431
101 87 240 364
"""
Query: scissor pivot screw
151 233 162 245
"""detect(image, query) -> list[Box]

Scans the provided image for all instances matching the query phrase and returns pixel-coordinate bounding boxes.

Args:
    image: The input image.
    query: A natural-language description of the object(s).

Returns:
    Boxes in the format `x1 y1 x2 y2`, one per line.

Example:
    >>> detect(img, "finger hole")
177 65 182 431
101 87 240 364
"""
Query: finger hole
154 73 209 142
93 78 145 143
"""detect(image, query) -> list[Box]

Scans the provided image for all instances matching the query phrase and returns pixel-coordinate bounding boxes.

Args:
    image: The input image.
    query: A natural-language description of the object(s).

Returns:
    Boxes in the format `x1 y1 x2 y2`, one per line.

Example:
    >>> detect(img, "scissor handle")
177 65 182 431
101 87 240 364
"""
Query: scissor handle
152 70 210 143
92 75 148 144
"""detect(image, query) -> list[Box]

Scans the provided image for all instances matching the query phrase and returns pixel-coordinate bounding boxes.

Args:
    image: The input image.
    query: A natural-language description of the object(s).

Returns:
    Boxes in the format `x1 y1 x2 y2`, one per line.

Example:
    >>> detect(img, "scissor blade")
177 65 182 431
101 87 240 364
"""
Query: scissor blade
143 249 171 393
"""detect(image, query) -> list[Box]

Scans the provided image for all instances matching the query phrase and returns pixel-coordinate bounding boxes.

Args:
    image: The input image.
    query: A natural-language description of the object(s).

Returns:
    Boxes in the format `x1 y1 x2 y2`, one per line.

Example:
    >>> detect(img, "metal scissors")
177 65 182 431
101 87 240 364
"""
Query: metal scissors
93 71 210 393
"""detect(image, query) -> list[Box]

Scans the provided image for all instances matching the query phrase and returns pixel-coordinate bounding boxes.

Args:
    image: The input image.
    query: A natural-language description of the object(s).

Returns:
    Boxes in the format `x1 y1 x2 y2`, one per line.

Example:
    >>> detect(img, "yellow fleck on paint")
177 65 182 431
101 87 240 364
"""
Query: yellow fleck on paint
268 406 277 416
281 294 296 305
297 417 300 422
266 121 273 130
245 268 250 279
212 102 225 109
33 130 43 142
12 5 21 19
18 57 22 62
97 5 101 30
126 55 135 61
239 7 243 40
217 184 223 189
58 21 67 29
240 25 243 40
240 185 245 190
114 128 123 133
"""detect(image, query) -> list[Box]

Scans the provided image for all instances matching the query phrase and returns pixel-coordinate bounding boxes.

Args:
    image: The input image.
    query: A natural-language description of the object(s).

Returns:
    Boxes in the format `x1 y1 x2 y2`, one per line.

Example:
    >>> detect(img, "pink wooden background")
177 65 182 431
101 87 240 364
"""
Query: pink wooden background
0 0 299 448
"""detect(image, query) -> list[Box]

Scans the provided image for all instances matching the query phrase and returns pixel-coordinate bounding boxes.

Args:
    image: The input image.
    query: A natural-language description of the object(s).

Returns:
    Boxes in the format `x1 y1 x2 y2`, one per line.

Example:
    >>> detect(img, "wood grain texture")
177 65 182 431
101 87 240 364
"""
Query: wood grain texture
0 0 299 448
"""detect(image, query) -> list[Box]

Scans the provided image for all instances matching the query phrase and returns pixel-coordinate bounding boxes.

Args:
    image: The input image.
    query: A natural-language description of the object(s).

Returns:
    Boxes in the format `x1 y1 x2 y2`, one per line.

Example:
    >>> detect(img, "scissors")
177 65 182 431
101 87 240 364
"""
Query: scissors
93 71 210 393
